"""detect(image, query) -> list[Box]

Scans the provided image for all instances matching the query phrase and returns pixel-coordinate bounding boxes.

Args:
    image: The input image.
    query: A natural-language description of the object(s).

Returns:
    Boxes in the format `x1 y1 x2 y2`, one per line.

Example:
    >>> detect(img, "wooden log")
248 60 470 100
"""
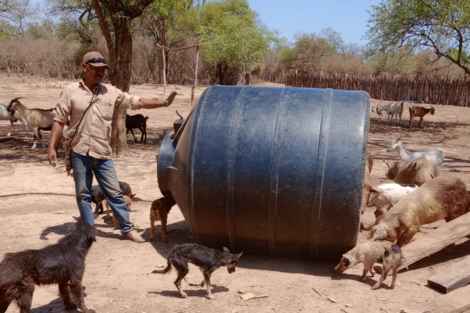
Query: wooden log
427 256 470 293
399 212 470 271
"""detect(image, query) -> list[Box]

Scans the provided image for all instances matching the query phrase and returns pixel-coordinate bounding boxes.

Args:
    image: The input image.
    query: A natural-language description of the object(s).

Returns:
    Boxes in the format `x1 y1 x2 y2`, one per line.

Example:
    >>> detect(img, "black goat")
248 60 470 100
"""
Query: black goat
126 114 148 143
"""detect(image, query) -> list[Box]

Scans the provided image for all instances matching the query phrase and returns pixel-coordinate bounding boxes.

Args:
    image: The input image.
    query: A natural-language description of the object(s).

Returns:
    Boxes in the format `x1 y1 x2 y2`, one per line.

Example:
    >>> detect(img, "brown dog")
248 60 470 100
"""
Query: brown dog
105 195 133 229
0 221 96 313
149 196 177 243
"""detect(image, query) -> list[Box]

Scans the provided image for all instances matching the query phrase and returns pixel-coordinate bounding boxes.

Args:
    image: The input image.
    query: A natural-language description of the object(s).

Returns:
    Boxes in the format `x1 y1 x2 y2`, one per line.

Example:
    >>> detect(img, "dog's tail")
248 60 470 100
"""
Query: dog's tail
151 260 172 274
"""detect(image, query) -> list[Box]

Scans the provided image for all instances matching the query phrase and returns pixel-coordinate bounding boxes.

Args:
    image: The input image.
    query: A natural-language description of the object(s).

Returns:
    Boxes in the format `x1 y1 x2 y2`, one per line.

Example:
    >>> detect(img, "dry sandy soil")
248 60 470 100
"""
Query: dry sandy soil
1 73 470 313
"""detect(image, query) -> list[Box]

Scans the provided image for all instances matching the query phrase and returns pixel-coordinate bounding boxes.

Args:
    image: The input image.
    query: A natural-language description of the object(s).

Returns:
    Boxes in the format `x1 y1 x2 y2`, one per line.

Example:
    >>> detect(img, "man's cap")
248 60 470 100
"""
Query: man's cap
82 51 109 68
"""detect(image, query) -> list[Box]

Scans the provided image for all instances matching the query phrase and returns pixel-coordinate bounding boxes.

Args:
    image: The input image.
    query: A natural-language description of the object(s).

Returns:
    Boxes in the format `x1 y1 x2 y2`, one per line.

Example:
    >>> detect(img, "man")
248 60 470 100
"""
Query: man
47 51 177 243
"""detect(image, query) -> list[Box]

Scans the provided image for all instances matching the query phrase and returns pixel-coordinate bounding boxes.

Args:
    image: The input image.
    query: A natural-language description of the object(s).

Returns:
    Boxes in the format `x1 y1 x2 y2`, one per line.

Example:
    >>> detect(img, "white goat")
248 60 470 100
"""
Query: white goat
386 138 444 176
7 98 54 148
368 183 419 218
376 101 404 125
0 101 29 137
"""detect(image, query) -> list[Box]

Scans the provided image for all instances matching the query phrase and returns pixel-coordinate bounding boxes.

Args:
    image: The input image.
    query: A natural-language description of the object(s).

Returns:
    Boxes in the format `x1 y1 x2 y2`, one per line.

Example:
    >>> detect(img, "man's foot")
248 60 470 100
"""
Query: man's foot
165 91 177 107
122 229 145 243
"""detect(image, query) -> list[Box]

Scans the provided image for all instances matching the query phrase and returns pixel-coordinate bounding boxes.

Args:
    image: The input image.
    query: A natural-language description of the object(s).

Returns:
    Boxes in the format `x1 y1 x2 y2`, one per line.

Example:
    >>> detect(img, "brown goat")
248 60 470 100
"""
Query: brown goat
409 105 435 128
383 158 435 186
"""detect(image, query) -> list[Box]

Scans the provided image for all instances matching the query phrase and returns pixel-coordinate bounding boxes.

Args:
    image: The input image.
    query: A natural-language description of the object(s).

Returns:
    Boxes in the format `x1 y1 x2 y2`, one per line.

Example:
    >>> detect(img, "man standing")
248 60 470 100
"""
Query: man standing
47 51 177 243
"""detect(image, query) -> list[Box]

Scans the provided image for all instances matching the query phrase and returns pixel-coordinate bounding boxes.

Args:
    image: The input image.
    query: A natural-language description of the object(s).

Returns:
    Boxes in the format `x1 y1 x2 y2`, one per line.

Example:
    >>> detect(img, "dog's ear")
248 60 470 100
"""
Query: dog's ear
223 247 230 253
129 193 136 199
90 235 97 242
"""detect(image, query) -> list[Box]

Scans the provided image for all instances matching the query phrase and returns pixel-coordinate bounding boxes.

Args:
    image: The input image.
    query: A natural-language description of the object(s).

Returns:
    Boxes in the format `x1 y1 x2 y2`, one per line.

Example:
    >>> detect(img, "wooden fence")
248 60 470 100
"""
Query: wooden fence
285 72 470 107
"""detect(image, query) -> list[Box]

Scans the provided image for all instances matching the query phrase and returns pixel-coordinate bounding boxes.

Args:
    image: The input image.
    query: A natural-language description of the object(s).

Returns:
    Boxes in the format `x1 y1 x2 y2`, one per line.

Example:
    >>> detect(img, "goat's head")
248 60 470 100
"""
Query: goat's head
376 105 383 116
386 138 400 152
7 97 25 112
430 105 435 115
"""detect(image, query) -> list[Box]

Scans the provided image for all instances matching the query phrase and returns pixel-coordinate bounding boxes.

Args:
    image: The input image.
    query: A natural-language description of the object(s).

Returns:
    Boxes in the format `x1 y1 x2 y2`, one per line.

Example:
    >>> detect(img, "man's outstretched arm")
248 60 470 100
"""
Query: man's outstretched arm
139 91 177 109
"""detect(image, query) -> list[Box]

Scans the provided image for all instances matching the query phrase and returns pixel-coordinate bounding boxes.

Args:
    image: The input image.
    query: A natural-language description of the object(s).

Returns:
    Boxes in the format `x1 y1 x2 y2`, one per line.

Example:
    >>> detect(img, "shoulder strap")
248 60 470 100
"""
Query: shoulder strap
69 85 100 146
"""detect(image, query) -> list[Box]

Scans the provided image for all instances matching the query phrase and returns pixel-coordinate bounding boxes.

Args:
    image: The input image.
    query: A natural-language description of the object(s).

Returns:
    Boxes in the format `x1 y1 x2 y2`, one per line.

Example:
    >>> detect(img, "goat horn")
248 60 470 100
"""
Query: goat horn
382 158 390 169
176 110 184 119
9 97 25 106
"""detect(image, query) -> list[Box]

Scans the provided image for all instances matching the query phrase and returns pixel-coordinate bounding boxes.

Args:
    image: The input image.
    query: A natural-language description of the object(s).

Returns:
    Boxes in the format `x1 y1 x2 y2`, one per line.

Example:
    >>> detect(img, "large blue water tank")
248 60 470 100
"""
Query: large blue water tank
158 86 370 260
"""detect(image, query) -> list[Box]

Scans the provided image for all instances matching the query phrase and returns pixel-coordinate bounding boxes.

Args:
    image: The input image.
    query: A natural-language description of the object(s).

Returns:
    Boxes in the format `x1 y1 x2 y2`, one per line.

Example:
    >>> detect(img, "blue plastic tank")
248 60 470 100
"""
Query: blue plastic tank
157 85 370 260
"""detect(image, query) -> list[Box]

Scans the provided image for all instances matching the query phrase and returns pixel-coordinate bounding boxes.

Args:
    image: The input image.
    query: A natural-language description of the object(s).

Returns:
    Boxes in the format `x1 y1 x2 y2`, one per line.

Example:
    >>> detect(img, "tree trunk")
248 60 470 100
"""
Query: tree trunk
245 71 251 85
92 0 116 84
157 17 167 84
92 0 153 157
217 63 229 85
109 17 133 157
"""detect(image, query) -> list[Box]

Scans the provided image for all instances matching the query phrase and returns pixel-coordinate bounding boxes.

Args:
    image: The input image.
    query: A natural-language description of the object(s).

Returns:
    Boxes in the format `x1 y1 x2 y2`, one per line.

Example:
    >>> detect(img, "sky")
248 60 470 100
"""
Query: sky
248 0 382 46
29 0 381 46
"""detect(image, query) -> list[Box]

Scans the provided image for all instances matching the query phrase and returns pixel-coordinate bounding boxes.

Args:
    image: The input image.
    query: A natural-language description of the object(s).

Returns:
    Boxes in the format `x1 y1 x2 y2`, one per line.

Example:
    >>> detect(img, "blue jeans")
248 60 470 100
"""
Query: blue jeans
71 151 134 233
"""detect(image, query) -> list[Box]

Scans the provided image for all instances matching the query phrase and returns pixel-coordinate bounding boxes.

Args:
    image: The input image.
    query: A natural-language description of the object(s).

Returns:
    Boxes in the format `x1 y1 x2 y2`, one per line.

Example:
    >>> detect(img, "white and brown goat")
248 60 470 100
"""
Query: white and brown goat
368 176 470 247
7 97 54 148
383 158 435 186
409 105 435 128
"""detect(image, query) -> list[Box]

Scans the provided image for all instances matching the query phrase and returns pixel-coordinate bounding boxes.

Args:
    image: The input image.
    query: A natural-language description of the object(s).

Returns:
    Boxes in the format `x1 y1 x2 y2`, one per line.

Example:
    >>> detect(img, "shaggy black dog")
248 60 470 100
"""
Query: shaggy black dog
0 221 96 313
152 243 243 299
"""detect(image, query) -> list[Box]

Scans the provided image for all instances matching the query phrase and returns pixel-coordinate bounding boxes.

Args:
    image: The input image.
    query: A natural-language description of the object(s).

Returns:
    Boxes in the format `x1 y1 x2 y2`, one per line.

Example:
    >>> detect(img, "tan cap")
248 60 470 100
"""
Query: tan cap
82 51 109 68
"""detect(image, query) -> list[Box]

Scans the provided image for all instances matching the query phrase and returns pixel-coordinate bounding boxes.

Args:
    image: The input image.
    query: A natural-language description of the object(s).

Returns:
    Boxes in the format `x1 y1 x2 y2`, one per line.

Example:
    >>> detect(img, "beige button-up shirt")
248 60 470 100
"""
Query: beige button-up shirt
54 80 140 159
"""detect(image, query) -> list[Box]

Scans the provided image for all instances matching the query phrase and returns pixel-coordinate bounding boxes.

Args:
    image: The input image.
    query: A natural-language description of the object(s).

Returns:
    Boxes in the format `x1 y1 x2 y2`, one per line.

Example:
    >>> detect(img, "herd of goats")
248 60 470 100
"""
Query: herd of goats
374 100 435 128
0 95 468 310
340 98 469 292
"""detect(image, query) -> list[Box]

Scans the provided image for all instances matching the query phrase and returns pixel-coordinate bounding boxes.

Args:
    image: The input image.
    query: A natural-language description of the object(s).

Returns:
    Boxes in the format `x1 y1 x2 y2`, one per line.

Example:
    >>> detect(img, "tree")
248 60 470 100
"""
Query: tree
366 0 470 75
0 0 38 37
139 0 194 84
280 31 337 73
188 0 278 85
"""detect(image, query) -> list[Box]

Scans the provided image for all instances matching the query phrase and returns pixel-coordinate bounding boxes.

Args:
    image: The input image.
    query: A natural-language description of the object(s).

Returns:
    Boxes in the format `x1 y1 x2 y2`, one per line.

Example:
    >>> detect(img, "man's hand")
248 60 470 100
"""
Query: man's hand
165 91 177 107
48 121 65 167
48 148 57 167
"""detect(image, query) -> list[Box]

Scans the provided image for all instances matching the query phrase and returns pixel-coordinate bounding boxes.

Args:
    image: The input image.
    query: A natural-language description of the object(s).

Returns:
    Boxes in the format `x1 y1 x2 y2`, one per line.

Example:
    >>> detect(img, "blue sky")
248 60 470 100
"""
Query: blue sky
248 0 382 46
30 0 381 46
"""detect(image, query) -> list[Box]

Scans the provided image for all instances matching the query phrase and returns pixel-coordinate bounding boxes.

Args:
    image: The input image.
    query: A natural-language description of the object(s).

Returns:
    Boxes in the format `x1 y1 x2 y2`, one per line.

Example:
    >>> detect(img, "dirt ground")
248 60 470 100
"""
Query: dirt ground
1 73 470 313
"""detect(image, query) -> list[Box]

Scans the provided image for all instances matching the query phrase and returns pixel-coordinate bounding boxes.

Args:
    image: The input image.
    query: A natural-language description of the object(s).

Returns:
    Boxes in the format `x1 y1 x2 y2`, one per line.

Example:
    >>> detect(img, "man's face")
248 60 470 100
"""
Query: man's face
82 63 107 85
